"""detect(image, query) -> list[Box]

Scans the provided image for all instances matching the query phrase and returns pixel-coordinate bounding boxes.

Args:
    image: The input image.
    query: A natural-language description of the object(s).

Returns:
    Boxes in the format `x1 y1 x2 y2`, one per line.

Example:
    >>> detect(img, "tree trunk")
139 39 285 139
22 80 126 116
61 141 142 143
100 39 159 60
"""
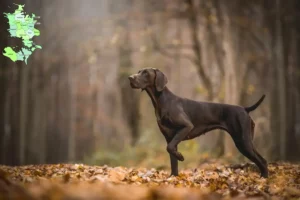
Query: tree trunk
19 63 29 165
275 0 287 160
174 13 182 94
205 0 225 157
118 32 141 146
222 2 239 157
0 0 9 164
117 2 140 146
68 69 76 161
38 88 47 164
285 0 300 160
185 0 213 100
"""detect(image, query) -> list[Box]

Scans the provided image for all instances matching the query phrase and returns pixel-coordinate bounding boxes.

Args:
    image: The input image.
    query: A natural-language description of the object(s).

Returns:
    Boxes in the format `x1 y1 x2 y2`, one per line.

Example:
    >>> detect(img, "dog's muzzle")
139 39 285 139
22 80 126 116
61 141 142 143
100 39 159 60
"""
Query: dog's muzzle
128 75 139 89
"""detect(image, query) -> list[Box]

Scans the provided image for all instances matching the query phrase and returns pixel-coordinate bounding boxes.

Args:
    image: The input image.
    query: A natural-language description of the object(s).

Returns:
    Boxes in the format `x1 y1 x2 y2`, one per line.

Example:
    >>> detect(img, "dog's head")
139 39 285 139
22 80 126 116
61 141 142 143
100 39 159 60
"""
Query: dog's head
128 68 168 91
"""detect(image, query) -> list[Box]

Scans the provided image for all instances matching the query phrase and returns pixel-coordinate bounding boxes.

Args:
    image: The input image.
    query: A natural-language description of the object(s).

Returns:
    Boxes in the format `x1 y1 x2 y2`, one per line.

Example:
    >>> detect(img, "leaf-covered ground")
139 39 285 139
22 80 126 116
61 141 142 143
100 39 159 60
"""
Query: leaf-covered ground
0 162 300 200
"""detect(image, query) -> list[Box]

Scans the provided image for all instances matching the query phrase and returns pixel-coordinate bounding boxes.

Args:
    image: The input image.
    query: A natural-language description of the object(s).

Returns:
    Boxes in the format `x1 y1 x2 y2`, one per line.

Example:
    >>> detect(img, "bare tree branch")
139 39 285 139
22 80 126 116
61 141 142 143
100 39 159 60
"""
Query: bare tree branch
203 0 225 77
239 62 255 105
150 33 197 64
184 0 213 100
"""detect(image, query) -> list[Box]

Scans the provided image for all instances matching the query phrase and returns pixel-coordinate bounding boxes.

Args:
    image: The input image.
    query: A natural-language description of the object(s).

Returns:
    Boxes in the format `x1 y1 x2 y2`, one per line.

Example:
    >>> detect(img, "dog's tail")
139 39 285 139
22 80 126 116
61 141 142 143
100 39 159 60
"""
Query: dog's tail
244 94 266 113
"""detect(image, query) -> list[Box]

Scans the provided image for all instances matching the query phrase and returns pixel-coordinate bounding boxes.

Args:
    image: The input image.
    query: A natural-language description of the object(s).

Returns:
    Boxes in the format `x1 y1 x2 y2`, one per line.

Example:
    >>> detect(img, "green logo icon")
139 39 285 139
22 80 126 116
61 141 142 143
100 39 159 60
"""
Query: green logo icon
3 3 42 64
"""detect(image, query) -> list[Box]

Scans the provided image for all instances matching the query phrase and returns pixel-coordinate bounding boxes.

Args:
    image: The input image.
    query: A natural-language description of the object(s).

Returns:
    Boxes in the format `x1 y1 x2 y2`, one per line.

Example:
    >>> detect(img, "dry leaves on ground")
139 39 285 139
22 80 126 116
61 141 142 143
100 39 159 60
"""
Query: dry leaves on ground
0 162 300 200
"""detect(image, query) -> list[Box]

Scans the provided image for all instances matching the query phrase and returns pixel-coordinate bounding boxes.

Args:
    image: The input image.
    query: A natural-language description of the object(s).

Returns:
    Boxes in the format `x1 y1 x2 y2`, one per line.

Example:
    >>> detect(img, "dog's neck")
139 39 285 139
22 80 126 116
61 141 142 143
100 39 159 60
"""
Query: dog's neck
145 86 171 120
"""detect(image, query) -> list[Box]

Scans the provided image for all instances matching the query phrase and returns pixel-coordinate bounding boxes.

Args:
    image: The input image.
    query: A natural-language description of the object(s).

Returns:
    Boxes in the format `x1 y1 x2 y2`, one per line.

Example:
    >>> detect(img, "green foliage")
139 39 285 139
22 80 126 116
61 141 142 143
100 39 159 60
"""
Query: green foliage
85 128 206 169
85 127 250 170
194 85 208 96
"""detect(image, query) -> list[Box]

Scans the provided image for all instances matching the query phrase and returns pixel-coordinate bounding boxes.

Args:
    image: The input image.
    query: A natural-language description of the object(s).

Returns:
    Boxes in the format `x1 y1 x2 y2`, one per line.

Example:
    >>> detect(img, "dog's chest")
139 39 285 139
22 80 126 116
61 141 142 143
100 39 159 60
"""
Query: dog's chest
159 114 179 129
157 115 177 139
155 103 179 128
159 115 171 127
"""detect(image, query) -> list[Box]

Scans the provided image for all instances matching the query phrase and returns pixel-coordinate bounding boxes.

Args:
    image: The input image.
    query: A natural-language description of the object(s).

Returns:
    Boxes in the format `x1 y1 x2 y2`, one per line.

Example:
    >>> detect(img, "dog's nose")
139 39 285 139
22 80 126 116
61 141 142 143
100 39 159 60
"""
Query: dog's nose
128 75 134 81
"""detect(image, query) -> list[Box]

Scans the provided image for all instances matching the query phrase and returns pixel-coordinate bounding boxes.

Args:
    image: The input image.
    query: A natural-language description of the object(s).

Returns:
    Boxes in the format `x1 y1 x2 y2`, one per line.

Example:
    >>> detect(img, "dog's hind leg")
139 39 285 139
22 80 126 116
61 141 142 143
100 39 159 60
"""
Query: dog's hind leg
231 127 268 178
249 117 268 169
253 148 267 166
229 117 268 178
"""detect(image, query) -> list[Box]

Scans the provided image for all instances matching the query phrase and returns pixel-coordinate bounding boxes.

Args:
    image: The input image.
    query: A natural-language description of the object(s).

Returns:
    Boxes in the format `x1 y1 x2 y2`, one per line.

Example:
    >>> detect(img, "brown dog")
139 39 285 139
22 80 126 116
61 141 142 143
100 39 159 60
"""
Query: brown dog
128 68 268 178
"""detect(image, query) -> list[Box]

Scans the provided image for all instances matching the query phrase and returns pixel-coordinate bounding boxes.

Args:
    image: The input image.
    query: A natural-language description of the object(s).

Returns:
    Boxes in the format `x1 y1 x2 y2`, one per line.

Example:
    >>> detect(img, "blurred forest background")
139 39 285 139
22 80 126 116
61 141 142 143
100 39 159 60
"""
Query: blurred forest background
0 0 299 170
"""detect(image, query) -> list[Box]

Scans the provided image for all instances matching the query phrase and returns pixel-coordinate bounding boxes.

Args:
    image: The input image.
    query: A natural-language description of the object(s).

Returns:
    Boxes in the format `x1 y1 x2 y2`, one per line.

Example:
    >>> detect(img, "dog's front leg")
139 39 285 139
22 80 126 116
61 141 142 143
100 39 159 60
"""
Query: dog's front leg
164 136 179 176
166 138 178 176
158 121 179 176
165 137 178 176
166 114 194 161
169 150 179 176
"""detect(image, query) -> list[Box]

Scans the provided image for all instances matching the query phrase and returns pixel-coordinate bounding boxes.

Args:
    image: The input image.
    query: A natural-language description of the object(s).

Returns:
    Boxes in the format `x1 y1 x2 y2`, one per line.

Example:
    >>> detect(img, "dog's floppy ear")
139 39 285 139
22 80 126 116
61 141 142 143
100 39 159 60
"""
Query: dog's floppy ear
154 69 168 91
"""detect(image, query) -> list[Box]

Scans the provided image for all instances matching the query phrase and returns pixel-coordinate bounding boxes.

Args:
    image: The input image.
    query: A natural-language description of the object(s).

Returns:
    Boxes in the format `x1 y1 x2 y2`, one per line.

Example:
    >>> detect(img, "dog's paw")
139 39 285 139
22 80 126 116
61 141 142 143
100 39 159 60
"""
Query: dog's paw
175 152 184 161
260 171 269 178
169 173 178 177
